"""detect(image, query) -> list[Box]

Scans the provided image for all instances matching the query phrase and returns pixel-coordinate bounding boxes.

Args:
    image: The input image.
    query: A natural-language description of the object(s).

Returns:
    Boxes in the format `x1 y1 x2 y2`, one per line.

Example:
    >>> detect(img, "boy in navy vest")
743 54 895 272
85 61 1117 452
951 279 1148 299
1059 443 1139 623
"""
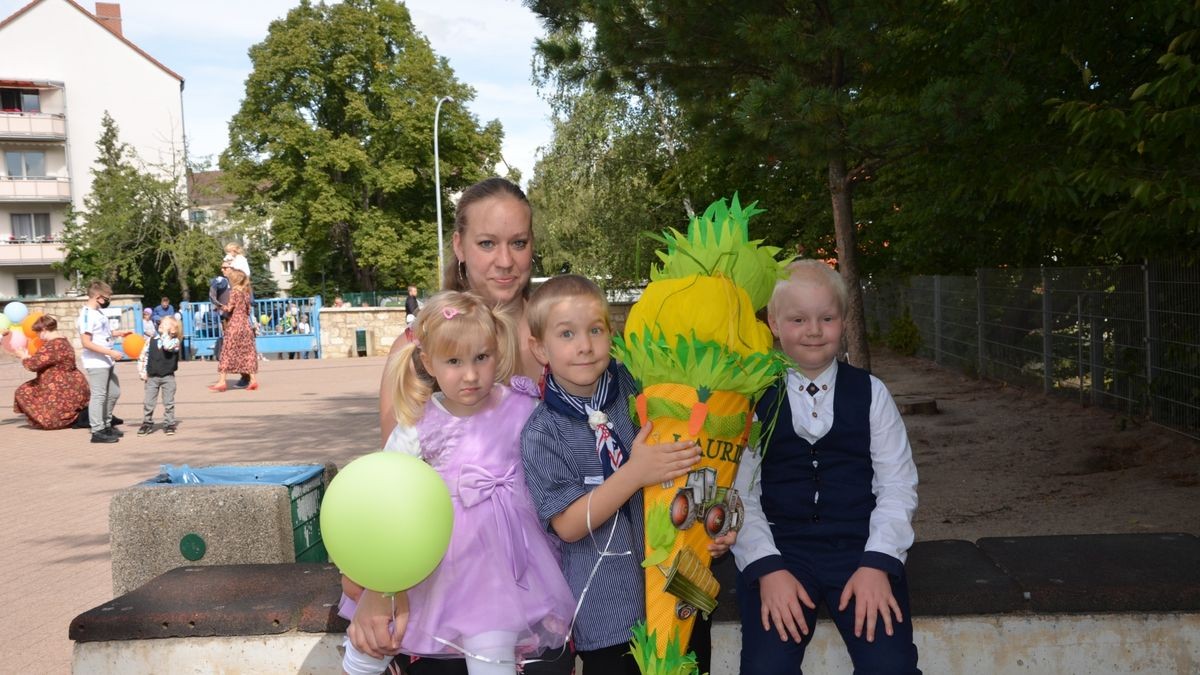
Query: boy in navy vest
731 260 920 674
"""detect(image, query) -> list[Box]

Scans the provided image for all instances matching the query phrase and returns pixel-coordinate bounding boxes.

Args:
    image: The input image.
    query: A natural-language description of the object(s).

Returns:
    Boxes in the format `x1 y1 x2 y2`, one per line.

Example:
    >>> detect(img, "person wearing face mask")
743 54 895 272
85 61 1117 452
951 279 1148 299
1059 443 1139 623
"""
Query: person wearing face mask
78 280 132 443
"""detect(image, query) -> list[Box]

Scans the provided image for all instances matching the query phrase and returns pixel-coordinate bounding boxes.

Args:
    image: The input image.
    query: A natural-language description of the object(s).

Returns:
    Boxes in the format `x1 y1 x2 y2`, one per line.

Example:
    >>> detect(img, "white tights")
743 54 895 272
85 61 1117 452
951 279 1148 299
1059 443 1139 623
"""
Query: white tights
340 631 519 675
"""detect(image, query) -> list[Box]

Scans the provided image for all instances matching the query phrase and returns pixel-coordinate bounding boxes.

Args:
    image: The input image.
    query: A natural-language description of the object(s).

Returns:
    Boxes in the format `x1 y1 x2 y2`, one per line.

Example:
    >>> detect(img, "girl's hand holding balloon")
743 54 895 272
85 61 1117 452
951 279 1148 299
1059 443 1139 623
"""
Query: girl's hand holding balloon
348 589 409 659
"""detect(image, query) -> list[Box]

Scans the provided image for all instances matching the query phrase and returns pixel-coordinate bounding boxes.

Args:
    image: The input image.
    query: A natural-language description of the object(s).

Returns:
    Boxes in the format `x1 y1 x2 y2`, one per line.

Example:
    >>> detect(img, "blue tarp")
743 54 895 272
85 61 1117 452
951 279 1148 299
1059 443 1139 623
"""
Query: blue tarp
149 464 323 486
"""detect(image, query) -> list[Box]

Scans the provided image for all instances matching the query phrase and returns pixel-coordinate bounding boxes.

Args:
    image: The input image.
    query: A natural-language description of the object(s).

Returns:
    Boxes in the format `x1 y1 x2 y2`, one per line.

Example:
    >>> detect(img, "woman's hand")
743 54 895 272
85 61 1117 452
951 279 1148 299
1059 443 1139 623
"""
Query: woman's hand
113 329 132 337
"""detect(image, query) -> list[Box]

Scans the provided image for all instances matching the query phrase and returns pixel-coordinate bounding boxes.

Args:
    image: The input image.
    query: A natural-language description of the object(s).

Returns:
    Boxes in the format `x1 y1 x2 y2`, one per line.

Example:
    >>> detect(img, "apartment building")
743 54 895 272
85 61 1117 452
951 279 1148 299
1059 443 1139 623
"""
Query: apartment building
0 0 185 298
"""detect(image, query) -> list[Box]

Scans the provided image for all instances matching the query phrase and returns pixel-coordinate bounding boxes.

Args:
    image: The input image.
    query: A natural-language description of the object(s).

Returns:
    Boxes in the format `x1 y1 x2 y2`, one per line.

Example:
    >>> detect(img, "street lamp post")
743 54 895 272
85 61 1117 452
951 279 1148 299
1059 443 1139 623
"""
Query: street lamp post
433 95 454 289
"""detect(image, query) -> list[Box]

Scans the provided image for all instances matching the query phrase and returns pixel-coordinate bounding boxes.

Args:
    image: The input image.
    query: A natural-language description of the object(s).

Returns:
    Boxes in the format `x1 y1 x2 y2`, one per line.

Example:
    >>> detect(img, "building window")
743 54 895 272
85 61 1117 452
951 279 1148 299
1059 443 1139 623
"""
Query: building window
189 209 207 224
16 277 55 298
4 151 46 178
282 259 295 274
0 89 40 113
11 213 51 241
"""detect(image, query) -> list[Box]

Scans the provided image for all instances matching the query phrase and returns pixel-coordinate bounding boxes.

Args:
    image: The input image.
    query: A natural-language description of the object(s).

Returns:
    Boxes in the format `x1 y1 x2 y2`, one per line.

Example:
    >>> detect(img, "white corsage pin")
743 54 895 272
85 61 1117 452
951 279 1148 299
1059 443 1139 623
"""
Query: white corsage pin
587 410 609 431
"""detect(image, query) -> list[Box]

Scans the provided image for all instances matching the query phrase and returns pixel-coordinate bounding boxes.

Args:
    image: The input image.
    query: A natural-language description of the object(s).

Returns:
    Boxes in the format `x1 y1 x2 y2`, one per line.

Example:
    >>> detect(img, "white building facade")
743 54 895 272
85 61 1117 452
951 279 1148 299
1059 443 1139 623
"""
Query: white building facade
0 0 185 298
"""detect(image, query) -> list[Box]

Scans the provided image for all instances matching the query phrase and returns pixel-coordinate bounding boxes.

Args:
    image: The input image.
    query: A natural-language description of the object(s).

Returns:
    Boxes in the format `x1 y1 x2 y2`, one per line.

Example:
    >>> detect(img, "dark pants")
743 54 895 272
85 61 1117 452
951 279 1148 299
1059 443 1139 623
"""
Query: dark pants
737 540 920 675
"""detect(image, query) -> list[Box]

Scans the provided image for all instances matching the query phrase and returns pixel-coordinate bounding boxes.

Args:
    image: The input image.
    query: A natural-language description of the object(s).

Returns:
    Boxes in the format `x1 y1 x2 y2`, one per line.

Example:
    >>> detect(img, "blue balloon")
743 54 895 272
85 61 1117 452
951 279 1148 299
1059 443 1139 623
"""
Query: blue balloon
3 302 28 324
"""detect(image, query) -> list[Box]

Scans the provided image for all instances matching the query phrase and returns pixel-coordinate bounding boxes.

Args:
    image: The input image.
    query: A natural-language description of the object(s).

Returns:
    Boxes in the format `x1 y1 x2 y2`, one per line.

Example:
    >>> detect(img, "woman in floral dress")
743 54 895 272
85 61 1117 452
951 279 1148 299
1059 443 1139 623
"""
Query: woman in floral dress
210 269 259 391
13 315 90 430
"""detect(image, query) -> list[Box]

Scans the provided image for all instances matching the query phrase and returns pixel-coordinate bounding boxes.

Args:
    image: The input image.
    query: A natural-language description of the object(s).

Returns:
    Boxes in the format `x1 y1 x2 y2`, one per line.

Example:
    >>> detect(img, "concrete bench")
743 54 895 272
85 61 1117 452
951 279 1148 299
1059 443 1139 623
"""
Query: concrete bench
71 533 1200 674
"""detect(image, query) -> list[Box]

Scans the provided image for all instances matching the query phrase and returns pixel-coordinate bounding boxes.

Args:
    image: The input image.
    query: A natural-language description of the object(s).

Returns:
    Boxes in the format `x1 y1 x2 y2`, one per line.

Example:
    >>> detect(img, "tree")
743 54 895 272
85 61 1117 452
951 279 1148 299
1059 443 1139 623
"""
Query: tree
528 64 695 287
528 0 967 369
58 113 221 301
1048 0 1200 260
221 0 505 293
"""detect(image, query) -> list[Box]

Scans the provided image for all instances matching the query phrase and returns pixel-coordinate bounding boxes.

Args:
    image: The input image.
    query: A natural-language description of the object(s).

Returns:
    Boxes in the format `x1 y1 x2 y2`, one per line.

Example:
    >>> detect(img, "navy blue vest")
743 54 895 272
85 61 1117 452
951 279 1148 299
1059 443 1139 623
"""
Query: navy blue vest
145 337 180 378
755 363 874 543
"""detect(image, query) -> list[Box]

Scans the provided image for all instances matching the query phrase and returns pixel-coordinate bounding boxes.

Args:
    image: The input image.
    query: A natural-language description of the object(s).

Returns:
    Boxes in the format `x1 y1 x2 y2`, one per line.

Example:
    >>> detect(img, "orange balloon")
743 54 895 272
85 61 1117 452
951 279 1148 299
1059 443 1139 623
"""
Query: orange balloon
27 337 43 355
122 333 145 359
21 312 43 339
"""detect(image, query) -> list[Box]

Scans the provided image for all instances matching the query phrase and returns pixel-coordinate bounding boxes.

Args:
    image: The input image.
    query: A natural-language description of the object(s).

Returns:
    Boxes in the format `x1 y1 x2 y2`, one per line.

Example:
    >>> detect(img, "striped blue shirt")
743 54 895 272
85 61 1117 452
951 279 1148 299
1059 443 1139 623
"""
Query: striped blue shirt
520 363 645 651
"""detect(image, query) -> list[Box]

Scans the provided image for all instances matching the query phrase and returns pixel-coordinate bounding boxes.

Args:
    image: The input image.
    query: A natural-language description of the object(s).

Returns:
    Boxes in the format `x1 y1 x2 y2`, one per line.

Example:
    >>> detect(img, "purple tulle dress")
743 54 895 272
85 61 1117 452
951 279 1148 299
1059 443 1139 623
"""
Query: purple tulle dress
342 378 574 661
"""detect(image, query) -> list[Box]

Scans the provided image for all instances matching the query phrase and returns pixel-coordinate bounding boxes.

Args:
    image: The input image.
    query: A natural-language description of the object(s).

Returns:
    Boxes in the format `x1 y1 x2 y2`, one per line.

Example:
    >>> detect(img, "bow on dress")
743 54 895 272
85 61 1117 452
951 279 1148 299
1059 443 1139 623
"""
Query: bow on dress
457 462 530 589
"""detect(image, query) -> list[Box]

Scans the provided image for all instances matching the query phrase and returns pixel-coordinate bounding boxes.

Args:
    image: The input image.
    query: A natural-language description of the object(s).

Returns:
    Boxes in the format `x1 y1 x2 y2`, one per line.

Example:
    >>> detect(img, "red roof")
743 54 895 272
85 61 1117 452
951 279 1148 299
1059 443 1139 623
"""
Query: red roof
0 0 184 84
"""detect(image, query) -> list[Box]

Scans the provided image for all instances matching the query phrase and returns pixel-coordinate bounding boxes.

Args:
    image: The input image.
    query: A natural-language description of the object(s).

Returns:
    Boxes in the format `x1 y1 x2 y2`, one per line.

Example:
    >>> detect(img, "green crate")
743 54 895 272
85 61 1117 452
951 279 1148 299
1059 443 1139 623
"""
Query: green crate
289 471 328 563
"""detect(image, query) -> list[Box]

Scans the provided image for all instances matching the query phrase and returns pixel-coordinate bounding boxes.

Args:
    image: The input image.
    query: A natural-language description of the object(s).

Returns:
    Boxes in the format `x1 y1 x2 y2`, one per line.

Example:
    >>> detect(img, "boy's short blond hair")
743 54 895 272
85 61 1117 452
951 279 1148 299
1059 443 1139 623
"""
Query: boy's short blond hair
769 260 848 316
526 275 611 340
86 280 113 298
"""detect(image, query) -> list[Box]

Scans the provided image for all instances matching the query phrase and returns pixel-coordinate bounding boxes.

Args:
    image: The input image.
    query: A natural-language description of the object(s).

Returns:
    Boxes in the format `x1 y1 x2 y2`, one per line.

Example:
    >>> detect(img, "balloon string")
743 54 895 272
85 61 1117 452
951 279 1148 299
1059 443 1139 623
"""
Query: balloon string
421 488 631 669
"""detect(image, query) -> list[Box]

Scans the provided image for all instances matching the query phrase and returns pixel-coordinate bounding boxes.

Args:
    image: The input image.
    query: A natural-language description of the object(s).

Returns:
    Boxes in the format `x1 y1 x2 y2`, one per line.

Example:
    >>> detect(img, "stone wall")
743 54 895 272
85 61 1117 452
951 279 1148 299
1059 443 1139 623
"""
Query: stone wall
316 302 634 360
4 295 142 352
317 307 406 359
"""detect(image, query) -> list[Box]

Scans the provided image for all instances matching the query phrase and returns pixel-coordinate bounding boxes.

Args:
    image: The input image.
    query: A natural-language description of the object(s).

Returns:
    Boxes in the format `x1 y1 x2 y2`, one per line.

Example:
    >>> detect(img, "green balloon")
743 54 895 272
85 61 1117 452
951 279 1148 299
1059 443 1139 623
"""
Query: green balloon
320 452 453 592
0 315 9 331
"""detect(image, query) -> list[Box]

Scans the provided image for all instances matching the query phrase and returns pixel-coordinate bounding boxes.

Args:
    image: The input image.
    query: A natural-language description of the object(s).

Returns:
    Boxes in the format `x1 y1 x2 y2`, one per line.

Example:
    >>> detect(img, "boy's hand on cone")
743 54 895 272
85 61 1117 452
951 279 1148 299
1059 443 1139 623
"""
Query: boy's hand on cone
627 421 701 487
759 569 816 642
839 566 903 643
348 590 408 659
708 530 737 558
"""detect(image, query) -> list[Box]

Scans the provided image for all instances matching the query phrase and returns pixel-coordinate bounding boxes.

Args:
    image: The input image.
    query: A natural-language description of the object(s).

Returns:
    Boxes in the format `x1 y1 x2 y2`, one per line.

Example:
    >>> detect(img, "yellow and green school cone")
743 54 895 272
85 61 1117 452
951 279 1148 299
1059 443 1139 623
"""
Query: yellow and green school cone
613 195 792 667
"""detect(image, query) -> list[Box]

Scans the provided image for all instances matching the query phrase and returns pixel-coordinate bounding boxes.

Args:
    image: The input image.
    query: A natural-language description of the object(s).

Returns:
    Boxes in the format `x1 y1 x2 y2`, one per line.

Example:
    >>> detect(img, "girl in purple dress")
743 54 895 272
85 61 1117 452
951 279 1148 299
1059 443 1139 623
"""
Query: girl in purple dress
342 291 574 675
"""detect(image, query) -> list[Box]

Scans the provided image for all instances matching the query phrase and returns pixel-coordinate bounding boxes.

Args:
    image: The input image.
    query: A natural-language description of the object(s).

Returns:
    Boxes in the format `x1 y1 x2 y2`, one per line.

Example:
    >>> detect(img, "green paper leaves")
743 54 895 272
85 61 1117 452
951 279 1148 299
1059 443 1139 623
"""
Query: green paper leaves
643 502 678 568
629 620 702 675
650 194 793 311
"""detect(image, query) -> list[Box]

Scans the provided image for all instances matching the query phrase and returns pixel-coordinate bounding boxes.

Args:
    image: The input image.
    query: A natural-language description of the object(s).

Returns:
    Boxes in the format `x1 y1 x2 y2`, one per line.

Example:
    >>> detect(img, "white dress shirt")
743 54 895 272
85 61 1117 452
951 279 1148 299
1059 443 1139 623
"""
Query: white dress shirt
732 361 919 573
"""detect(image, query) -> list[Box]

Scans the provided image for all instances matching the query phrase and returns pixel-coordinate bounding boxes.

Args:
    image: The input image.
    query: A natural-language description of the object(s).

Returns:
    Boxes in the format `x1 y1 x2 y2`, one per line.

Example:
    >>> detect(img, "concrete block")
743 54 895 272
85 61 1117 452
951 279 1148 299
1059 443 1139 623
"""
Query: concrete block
110 484 294 596
978 533 1200 613
108 463 336 596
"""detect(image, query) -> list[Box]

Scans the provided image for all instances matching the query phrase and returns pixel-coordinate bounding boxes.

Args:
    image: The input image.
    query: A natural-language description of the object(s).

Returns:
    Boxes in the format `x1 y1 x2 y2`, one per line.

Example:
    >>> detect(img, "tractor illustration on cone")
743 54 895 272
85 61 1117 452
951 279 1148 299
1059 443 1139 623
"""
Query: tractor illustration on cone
668 467 744 540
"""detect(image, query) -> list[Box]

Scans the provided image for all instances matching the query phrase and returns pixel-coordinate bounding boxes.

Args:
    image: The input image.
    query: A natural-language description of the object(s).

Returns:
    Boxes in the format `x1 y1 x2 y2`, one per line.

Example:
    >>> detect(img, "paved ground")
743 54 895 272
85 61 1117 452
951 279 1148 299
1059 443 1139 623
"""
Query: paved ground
0 355 386 673
4 349 1195 673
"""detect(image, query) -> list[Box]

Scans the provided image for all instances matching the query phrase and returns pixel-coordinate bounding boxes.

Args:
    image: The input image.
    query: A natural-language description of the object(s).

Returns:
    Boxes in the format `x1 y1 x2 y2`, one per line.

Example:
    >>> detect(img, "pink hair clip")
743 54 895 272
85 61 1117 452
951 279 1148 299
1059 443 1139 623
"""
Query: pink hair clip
442 307 460 320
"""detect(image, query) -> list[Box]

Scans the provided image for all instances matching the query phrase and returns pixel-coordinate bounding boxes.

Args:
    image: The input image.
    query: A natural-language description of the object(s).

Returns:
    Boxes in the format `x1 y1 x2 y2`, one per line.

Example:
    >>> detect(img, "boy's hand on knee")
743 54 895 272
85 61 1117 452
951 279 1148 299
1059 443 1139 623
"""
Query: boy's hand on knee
627 421 701 487
759 569 815 643
348 590 408 659
839 566 903 643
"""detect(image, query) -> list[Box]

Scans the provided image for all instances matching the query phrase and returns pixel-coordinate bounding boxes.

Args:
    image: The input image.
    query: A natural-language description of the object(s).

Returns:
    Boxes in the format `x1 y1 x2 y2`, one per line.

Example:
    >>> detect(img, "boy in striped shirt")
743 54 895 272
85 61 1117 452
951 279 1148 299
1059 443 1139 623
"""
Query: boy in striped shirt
520 275 732 673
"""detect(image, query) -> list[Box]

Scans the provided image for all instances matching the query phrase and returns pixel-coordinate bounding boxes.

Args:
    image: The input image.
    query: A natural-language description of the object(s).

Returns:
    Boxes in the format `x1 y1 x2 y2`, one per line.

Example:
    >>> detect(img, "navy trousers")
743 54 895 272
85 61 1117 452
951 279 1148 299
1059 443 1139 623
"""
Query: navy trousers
736 539 920 675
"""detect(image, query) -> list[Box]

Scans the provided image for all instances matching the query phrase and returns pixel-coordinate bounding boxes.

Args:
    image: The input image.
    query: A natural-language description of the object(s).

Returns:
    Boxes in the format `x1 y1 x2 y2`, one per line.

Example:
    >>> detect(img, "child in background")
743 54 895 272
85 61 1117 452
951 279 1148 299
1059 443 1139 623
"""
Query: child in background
138 316 182 436
342 291 575 675
224 243 252 277
520 275 725 674
141 308 157 338
78 280 132 444
731 260 921 674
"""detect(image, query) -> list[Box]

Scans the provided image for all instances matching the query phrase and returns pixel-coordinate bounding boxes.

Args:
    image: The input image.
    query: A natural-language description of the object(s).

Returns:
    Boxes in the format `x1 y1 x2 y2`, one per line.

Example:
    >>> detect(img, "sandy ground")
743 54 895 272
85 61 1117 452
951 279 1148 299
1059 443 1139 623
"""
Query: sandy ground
870 350 1200 542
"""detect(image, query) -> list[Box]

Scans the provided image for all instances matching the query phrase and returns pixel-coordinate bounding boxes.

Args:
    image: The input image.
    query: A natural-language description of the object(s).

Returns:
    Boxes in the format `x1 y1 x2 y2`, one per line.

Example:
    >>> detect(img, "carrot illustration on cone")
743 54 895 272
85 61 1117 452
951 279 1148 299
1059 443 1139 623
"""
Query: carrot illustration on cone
614 195 792 670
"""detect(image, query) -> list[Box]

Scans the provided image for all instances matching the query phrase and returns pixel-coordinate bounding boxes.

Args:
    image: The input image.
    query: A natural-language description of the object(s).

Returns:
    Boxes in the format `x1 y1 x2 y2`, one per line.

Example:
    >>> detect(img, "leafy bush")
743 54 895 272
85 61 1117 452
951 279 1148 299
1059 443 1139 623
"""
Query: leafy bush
886 312 922 356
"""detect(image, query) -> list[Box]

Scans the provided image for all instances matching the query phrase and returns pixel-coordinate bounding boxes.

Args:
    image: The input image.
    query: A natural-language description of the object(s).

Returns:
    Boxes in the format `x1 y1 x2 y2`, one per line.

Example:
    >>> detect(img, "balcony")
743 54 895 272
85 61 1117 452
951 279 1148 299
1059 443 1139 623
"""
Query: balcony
0 112 66 141
0 177 71 202
0 238 65 266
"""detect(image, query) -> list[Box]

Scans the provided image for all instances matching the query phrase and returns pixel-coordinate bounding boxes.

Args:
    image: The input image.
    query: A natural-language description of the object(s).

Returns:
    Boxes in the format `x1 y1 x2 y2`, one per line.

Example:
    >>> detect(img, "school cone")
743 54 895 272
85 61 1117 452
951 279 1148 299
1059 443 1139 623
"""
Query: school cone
614 195 792 668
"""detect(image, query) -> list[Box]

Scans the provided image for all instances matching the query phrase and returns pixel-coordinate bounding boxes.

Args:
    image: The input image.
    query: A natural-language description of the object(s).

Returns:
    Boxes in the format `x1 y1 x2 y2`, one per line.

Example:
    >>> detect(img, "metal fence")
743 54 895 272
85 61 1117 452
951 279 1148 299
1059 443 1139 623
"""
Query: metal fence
864 260 1200 440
